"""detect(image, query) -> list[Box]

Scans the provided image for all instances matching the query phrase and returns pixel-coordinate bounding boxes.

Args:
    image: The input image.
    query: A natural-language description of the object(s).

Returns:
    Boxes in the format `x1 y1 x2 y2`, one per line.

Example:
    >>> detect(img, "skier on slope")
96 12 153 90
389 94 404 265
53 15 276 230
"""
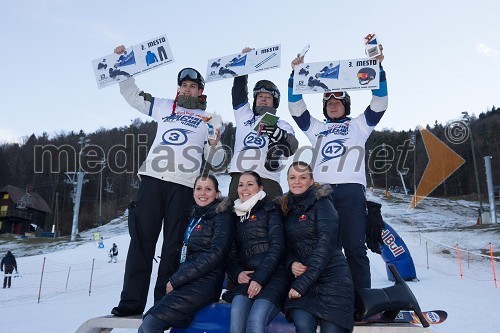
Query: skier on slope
108 243 118 263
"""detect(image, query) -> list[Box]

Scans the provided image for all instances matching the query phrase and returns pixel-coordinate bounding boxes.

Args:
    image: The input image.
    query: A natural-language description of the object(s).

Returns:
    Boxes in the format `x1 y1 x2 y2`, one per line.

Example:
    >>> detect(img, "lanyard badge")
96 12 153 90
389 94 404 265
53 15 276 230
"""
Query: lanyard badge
180 244 188 263
180 216 203 263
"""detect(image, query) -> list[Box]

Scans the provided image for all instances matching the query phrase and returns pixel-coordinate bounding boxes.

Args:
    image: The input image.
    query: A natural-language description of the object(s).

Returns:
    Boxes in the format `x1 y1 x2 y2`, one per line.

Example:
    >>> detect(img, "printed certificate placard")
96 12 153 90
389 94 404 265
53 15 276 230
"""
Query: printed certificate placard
205 44 281 83
292 58 379 94
92 34 174 89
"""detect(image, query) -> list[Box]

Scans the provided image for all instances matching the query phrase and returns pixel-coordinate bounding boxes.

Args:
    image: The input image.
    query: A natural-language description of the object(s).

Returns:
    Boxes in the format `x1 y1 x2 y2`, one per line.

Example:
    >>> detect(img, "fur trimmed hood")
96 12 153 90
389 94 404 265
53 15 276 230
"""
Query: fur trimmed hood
216 197 233 214
276 184 332 215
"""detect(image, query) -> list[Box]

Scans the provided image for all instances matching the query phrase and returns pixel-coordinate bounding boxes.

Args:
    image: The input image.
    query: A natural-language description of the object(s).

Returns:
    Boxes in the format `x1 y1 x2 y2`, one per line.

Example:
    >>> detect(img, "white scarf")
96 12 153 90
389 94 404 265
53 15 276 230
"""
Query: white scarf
233 190 267 221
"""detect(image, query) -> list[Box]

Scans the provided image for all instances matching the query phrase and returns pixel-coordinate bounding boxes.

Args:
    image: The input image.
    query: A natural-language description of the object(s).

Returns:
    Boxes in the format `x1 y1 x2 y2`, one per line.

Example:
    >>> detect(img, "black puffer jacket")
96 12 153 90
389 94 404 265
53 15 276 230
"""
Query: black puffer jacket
280 185 354 330
226 197 289 309
147 198 233 327
1 251 17 272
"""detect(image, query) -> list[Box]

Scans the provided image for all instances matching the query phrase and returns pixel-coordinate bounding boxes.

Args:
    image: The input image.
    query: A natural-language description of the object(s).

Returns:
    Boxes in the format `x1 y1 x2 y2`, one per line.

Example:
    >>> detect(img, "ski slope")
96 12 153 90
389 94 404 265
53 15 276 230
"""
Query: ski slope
0 174 498 333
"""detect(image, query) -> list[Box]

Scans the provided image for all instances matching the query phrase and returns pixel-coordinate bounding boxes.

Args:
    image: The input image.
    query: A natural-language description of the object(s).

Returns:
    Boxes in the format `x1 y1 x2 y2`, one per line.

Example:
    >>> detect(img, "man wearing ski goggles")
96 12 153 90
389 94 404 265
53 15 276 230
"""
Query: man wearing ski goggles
227 47 298 204
177 68 205 90
110 45 222 318
323 91 347 101
288 34 388 307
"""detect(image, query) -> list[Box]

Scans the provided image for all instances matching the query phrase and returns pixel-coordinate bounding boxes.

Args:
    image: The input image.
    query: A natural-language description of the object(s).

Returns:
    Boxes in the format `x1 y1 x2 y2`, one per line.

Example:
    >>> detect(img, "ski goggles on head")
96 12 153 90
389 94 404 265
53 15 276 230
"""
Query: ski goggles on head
253 80 280 99
323 91 346 101
178 68 204 88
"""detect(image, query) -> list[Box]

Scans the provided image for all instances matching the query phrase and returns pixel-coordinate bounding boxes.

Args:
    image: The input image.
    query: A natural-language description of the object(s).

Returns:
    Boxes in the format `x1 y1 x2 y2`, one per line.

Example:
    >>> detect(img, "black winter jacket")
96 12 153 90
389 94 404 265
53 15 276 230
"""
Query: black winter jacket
1 252 17 272
146 198 234 327
280 185 354 330
226 197 289 309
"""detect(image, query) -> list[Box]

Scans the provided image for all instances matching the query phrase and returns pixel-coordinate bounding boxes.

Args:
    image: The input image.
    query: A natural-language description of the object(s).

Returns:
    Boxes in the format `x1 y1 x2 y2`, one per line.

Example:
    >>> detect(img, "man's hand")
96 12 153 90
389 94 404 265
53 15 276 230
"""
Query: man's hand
291 54 304 70
260 125 286 143
207 128 221 146
114 45 126 55
242 47 254 54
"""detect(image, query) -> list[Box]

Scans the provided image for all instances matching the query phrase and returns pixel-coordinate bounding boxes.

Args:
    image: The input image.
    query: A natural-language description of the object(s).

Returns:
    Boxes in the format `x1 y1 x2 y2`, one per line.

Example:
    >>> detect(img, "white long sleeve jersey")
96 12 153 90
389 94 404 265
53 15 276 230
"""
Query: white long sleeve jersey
288 68 388 186
119 78 219 188
228 102 295 182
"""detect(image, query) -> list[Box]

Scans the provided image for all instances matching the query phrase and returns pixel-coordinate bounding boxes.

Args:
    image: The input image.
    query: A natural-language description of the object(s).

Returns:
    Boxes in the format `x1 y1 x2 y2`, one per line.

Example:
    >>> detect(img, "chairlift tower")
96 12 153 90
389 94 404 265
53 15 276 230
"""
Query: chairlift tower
461 112 484 222
65 136 90 241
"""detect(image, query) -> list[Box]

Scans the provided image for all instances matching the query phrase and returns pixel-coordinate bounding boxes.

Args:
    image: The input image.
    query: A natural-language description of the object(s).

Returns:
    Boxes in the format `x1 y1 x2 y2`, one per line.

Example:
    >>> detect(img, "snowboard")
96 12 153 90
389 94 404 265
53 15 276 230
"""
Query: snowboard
358 310 447 325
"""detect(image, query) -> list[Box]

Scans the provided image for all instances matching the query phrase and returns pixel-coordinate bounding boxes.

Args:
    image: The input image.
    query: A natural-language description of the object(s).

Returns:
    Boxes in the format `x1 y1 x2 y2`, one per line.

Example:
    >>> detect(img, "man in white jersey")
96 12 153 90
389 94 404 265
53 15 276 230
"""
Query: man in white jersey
111 45 222 317
288 35 387 292
228 48 298 201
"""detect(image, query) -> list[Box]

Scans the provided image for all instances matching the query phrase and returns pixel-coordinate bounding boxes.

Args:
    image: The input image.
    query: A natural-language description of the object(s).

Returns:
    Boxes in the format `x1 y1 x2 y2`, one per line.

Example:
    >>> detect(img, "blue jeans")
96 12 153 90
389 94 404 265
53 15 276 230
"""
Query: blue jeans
138 314 168 333
231 295 280 333
290 309 348 333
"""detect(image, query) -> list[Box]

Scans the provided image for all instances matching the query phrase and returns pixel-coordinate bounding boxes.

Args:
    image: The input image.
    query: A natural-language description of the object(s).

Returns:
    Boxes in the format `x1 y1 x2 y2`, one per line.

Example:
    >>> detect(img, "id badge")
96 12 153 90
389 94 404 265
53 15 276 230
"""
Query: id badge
180 244 187 263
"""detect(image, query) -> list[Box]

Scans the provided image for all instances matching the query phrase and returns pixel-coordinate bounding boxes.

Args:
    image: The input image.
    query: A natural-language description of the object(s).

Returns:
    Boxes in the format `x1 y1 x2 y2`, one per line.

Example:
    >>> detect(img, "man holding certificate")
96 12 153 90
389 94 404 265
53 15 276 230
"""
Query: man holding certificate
228 48 298 201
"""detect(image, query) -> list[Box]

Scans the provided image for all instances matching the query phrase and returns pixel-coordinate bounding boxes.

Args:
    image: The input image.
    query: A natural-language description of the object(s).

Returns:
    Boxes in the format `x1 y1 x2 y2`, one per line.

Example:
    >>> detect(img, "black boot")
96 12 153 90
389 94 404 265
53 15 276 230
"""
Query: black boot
355 264 429 327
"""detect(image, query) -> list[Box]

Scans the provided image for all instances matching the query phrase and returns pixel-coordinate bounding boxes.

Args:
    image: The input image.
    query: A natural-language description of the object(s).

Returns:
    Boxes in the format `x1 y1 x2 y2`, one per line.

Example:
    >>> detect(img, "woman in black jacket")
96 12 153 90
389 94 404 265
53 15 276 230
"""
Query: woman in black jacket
139 174 233 333
226 171 289 333
279 162 354 333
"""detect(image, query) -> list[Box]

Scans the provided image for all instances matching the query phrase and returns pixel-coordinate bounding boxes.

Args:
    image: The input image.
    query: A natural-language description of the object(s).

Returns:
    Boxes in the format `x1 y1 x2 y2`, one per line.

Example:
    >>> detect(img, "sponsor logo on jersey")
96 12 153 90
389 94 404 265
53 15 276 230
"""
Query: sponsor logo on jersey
317 123 349 138
162 113 203 129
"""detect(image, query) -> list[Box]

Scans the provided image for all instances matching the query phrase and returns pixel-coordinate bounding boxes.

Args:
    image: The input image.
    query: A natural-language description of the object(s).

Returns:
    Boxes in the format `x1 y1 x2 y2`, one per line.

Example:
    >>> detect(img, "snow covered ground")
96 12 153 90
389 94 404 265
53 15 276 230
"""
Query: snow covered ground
0 174 498 333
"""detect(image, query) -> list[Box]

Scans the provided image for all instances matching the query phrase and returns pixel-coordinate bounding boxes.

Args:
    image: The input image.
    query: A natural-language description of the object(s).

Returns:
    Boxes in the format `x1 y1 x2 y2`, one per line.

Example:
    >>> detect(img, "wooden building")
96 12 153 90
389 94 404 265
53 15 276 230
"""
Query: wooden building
0 185 52 235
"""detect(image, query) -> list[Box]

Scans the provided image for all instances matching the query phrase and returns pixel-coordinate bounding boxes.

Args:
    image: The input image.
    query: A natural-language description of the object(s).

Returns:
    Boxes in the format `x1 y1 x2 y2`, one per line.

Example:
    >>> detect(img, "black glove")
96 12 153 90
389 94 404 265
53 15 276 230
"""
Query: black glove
365 201 385 254
260 124 287 143
264 143 285 171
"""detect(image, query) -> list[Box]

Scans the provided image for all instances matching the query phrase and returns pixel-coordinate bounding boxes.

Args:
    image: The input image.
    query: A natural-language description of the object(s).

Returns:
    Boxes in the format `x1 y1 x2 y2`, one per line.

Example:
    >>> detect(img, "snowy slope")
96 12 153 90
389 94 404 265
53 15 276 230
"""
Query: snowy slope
0 174 498 333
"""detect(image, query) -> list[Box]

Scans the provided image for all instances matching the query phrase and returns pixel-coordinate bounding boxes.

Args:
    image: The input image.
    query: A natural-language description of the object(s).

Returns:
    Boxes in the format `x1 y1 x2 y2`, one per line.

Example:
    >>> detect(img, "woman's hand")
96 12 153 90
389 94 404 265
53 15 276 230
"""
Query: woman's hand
247 281 262 298
237 270 254 284
288 288 301 299
291 261 308 277
166 281 173 294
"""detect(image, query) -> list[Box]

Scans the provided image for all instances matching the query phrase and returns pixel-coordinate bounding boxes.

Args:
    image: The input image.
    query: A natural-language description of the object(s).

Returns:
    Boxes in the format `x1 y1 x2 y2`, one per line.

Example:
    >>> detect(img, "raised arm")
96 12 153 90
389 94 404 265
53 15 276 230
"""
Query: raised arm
231 47 253 109
363 35 388 126
288 55 324 133
114 45 155 116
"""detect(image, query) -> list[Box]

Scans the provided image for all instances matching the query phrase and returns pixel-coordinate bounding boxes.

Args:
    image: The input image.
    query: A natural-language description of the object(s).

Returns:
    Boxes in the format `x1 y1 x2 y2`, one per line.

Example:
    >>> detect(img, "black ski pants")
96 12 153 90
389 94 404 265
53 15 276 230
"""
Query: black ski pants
330 183 370 290
118 176 194 312
3 266 13 288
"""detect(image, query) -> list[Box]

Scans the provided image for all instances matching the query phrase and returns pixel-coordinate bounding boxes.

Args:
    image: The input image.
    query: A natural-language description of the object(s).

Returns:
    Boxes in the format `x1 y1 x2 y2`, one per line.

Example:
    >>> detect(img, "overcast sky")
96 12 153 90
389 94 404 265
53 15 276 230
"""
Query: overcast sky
1 0 498 145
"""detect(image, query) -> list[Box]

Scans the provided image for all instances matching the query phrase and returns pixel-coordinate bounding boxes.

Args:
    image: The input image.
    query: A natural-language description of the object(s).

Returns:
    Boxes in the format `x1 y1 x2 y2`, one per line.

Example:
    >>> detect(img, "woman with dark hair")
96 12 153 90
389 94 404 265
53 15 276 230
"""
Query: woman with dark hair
279 162 354 333
226 171 289 333
138 174 233 333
